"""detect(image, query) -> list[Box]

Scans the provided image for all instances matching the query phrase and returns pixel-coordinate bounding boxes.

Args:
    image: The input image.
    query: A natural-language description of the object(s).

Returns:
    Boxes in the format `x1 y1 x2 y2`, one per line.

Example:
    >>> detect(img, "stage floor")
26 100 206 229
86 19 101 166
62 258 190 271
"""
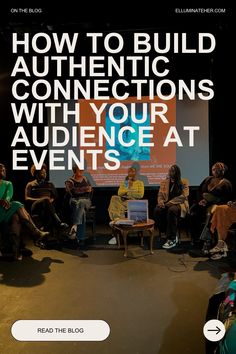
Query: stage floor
1 225 236 354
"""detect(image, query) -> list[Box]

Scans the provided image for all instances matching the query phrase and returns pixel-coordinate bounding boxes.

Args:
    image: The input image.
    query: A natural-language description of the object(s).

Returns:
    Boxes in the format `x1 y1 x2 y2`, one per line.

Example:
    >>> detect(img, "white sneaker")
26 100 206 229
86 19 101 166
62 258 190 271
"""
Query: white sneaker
211 252 227 260
108 237 117 245
162 239 177 249
68 225 77 240
209 241 228 254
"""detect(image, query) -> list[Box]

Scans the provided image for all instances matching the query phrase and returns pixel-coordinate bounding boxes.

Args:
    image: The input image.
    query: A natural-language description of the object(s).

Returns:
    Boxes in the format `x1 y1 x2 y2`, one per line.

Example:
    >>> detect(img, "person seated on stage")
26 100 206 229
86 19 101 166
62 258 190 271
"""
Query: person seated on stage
209 201 236 260
65 165 92 257
189 162 232 244
0 163 49 260
25 164 68 232
108 167 144 244
153 164 189 249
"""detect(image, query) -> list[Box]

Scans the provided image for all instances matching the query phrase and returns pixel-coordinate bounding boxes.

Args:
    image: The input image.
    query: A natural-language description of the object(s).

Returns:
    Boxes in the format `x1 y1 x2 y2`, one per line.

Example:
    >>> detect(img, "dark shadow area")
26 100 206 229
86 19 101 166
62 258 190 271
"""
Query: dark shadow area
193 252 236 278
0 256 63 287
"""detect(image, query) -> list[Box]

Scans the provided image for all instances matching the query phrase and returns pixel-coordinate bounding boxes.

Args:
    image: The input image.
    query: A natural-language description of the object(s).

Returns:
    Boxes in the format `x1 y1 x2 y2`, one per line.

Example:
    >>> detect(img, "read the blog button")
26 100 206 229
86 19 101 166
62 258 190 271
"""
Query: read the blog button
11 320 110 341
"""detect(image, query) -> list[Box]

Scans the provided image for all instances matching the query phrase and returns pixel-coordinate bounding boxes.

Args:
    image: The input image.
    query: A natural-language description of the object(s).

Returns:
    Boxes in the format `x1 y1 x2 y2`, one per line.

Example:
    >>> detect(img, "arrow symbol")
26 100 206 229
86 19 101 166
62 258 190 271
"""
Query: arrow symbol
207 326 221 335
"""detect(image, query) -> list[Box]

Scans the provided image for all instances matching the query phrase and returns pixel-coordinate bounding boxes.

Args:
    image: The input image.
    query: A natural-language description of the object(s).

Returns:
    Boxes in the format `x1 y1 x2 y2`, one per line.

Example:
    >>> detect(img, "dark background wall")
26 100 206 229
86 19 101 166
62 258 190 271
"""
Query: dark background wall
0 4 234 222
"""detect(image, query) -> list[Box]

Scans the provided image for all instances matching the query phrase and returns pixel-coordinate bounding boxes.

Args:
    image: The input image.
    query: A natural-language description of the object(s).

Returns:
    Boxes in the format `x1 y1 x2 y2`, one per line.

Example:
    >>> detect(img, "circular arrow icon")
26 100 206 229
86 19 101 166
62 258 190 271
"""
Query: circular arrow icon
203 319 226 342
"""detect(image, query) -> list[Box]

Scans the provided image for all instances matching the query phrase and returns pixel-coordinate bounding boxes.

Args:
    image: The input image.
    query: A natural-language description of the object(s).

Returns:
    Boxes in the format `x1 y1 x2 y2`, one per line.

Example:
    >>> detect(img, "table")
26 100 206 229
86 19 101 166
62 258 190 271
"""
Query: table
110 219 155 257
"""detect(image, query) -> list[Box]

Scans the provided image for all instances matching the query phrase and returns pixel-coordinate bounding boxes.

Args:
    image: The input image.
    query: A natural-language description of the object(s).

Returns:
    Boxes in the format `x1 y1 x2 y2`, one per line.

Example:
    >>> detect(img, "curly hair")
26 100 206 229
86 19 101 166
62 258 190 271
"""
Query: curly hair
212 162 227 177
30 164 47 177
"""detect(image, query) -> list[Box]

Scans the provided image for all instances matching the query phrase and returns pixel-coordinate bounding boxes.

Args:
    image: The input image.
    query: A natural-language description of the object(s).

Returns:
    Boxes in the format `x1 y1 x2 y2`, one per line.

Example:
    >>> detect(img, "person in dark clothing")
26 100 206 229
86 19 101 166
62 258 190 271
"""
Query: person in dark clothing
25 164 68 232
189 162 232 244
153 164 189 249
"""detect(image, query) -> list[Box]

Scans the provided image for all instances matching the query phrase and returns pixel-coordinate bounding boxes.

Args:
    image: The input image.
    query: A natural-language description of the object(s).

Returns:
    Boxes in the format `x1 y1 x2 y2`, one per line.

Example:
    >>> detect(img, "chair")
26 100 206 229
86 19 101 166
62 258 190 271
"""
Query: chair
177 214 191 244
224 223 236 252
86 205 96 235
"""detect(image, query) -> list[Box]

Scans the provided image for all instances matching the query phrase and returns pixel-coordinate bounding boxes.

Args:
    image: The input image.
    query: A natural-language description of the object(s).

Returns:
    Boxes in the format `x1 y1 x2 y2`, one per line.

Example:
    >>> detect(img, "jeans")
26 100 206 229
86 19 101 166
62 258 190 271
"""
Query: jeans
76 221 86 241
70 198 91 225
70 198 91 241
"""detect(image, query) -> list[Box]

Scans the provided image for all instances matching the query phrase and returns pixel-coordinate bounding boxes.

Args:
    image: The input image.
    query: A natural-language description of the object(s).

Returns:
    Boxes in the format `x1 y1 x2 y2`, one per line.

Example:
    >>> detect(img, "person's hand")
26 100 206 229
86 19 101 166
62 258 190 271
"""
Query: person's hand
158 201 165 208
128 179 133 189
199 199 207 206
40 196 54 203
0 199 11 209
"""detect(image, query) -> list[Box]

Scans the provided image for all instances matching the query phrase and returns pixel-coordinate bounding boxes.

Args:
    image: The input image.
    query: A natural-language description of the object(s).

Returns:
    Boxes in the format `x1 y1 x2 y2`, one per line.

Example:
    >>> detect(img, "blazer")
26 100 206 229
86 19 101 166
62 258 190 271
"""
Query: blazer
157 177 189 218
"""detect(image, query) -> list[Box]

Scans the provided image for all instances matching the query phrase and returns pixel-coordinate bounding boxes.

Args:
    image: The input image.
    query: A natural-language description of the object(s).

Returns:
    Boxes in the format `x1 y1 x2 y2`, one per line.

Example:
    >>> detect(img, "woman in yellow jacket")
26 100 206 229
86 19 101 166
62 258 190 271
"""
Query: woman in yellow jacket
108 167 144 244
108 167 144 221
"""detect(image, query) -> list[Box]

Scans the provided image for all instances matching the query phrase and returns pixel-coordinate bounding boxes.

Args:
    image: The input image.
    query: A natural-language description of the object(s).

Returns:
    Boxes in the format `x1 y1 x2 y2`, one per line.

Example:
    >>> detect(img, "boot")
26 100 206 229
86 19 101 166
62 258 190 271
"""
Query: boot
23 219 49 239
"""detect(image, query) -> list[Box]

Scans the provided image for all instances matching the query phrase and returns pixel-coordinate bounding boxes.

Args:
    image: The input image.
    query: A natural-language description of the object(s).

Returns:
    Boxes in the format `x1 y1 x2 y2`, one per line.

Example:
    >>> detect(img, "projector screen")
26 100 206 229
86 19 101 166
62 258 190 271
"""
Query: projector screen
49 95 209 187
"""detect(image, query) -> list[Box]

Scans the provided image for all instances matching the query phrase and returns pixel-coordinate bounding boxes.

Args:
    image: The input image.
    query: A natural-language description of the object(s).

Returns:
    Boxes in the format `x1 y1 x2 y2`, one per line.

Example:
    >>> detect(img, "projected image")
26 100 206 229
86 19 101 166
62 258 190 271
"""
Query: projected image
105 103 150 161
49 96 209 187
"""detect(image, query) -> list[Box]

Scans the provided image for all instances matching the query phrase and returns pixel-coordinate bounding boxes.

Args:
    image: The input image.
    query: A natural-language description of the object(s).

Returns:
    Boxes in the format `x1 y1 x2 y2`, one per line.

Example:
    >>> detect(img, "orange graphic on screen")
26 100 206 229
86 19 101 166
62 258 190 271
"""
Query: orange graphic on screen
79 96 176 186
